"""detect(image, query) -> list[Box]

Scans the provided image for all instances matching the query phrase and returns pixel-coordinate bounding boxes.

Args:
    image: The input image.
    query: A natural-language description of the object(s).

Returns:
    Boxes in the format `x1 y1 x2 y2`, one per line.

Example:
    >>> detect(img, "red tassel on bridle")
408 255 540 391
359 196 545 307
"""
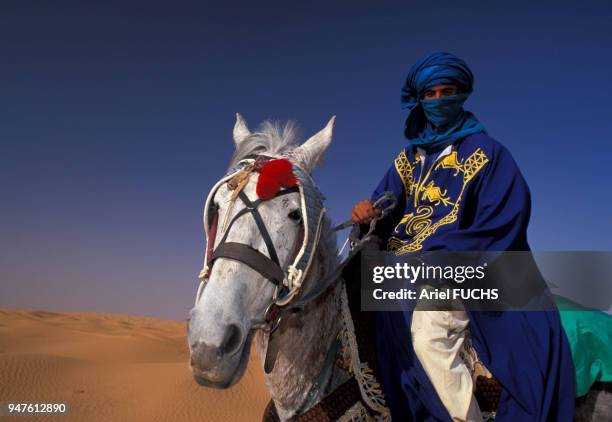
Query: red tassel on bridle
256 159 298 200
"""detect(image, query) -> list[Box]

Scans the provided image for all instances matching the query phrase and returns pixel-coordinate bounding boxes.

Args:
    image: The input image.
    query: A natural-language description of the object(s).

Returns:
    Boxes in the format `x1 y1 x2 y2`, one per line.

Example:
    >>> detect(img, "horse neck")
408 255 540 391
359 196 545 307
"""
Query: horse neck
255 266 342 420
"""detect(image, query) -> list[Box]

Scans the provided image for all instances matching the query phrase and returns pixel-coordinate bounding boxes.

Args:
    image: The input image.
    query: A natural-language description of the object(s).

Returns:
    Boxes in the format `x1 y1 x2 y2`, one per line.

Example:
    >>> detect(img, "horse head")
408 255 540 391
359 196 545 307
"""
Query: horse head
187 113 337 389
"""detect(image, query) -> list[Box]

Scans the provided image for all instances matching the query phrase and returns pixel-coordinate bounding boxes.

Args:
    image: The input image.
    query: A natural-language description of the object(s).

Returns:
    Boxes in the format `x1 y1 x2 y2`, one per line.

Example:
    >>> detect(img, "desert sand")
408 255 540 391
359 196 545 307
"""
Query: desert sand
0 308 270 422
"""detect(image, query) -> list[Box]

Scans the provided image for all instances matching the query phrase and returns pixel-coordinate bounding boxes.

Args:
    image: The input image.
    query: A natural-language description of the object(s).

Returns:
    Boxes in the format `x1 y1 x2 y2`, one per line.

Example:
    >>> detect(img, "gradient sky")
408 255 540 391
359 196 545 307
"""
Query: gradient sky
1 1 611 319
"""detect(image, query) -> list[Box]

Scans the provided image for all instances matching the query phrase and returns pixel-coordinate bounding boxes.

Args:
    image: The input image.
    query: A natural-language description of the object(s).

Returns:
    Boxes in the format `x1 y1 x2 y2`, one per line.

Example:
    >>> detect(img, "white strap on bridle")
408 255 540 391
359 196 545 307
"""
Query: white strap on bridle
275 206 326 306
194 161 254 305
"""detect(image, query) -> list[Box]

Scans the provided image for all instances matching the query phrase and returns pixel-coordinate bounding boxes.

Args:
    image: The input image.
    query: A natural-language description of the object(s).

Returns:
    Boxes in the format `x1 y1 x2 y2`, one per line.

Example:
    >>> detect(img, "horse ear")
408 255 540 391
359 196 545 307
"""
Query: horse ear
233 113 251 146
293 116 335 171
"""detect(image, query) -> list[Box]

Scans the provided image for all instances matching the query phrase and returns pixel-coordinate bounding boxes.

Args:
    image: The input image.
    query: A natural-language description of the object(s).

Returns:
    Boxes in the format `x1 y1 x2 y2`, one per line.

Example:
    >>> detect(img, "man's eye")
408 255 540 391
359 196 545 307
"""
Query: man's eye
288 210 302 222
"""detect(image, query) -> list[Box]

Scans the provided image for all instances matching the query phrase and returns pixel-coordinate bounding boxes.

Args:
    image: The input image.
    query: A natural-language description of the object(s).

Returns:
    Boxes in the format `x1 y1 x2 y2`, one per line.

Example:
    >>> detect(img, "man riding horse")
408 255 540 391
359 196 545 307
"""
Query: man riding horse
351 51 576 421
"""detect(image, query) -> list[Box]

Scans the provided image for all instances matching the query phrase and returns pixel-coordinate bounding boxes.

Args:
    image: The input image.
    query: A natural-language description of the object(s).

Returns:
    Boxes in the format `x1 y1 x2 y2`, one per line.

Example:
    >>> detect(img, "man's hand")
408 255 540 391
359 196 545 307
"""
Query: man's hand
351 199 382 224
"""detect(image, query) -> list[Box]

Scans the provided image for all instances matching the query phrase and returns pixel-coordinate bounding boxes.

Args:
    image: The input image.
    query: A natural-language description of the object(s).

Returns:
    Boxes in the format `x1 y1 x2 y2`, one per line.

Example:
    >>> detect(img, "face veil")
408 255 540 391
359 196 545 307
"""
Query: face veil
400 51 485 152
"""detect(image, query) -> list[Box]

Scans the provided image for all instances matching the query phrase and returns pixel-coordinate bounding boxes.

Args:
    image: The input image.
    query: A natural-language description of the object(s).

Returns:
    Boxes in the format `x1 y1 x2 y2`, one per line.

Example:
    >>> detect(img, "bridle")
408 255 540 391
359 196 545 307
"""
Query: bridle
211 187 300 290
194 153 397 411
195 155 328 333
195 154 398 334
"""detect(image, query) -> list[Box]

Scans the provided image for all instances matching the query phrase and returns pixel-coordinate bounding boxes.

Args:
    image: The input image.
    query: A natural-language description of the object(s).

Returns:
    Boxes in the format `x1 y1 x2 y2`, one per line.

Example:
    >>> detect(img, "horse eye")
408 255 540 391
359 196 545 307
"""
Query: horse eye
288 209 302 222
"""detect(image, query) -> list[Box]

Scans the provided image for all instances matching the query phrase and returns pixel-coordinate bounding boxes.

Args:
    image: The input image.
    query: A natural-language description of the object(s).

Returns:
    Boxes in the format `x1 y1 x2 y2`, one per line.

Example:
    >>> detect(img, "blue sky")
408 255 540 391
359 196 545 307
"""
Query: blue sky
1 1 611 319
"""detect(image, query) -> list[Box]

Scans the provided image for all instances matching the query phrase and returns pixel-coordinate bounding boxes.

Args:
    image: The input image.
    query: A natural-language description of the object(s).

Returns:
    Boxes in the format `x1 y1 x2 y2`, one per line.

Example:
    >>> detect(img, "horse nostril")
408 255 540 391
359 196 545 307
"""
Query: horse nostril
190 340 219 369
221 324 243 356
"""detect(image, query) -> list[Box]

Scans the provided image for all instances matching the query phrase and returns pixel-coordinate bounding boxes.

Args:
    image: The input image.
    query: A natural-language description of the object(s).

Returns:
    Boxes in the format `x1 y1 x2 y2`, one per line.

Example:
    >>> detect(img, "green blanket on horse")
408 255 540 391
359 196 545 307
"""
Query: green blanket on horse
556 295 612 396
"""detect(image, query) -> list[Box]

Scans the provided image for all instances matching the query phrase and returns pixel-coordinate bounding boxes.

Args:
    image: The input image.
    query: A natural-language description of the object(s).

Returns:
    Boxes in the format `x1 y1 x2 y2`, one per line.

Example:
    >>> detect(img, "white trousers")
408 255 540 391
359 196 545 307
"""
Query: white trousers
411 306 483 422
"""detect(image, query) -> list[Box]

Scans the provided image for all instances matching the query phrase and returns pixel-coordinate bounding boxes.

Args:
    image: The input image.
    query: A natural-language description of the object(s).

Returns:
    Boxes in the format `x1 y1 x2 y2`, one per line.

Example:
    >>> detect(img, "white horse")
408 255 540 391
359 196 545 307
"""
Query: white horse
187 114 348 420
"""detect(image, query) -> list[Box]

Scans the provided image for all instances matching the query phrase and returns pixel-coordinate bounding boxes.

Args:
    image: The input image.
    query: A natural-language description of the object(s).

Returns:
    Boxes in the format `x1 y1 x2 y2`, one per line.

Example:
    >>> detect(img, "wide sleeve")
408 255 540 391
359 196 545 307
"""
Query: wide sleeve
364 154 408 244
370 160 406 207
431 144 532 251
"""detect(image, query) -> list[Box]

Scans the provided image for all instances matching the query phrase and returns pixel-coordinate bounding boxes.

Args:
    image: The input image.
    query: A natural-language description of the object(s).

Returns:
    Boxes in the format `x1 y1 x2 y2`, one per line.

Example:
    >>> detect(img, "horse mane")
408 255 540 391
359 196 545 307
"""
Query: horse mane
229 120 300 169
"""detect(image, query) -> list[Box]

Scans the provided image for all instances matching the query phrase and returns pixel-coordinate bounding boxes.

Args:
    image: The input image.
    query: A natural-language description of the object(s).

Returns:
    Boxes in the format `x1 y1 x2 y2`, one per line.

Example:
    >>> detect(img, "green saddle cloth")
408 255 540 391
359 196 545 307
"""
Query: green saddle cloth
556 295 612 397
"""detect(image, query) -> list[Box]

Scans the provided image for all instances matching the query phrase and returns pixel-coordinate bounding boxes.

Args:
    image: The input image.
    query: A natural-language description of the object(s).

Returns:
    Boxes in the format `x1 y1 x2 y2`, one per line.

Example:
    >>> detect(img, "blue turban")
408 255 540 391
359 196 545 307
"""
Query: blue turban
401 51 485 151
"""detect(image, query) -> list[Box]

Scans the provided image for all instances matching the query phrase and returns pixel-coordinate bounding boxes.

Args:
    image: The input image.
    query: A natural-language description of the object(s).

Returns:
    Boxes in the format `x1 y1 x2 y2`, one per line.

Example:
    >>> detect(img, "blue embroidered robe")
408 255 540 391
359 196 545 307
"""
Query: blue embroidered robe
371 133 576 421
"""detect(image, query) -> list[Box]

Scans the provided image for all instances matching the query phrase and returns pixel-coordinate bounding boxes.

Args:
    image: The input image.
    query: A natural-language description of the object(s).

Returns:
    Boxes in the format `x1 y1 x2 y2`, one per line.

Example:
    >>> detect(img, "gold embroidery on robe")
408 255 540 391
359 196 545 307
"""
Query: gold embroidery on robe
393 150 414 202
393 150 421 201
435 151 464 176
388 148 490 254
393 205 434 237
420 180 453 206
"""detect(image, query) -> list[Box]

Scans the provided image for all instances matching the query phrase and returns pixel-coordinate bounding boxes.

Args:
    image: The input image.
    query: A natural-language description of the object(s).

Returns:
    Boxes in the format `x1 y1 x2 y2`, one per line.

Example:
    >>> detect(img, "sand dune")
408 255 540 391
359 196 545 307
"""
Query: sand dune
0 308 270 422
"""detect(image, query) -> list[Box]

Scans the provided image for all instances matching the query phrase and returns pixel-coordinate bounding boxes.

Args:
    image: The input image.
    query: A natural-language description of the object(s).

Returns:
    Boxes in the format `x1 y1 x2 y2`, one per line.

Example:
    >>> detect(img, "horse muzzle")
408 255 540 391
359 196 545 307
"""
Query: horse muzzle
187 308 248 388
